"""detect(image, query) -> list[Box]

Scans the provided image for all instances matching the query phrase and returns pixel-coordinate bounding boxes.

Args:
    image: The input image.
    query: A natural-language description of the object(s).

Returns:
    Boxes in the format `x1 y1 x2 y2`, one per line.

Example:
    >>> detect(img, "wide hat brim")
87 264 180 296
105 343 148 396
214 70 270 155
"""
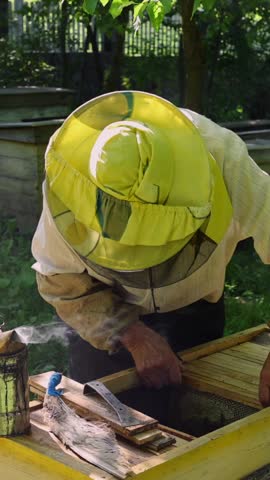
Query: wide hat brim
45 91 232 270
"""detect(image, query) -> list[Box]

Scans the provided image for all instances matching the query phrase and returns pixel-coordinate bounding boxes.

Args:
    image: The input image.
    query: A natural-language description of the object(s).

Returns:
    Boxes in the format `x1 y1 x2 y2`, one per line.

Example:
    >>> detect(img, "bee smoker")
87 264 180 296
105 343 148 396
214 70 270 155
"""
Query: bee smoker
0 328 30 436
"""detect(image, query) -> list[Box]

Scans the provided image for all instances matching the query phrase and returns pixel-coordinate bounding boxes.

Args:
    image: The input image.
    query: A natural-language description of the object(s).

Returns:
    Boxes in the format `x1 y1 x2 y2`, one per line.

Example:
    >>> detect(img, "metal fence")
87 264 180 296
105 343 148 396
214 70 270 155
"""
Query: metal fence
8 0 181 56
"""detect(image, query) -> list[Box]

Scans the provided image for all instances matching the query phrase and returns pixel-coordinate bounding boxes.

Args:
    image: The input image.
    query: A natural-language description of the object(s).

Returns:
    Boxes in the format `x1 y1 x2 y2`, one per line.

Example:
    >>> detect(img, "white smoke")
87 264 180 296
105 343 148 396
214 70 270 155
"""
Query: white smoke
14 322 71 346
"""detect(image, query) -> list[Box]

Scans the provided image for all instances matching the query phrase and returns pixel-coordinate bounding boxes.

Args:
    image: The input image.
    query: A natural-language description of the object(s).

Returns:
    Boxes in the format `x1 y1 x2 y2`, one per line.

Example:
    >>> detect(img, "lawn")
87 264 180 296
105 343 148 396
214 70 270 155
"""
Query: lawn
1 217 270 376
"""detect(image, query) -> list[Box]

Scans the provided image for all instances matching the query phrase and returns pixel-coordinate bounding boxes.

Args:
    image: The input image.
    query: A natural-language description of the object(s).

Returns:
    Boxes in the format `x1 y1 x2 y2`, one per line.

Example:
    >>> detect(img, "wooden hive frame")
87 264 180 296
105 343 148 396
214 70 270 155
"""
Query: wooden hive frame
2 323 270 480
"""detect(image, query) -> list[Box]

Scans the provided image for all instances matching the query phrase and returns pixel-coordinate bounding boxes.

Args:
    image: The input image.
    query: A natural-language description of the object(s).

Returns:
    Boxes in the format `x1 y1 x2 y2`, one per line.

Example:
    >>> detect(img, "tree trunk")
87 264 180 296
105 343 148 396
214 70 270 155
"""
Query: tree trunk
0 0 9 39
179 0 206 112
103 10 129 92
59 0 69 87
177 31 185 106
78 18 104 103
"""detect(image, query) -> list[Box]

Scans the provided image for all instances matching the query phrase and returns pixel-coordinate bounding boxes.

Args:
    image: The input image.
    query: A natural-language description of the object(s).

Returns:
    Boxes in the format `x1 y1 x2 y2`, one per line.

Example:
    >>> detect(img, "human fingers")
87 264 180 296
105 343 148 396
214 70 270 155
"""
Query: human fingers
168 358 183 385
259 354 270 407
138 365 169 389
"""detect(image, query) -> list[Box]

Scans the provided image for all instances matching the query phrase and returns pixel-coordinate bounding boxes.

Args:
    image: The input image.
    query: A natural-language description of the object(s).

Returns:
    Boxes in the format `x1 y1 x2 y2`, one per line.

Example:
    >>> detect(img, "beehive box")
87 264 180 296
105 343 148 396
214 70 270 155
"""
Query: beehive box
0 120 62 232
1 324 270 480
0 88 74 122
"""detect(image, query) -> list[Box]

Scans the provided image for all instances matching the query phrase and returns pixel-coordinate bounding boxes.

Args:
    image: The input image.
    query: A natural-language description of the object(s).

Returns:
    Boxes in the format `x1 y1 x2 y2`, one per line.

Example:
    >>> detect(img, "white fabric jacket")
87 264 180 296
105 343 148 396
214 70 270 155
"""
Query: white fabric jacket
32 110 270 350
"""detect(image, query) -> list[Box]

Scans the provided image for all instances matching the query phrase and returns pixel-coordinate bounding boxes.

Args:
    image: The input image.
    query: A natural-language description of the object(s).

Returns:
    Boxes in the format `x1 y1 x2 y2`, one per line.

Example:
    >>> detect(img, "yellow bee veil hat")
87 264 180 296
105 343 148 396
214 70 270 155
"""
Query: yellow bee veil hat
45 91 232 270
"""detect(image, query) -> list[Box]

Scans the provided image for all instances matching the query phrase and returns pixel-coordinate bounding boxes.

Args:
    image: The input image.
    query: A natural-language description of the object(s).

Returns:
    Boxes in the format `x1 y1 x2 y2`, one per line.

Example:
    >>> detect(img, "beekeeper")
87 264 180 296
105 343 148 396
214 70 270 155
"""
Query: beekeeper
32 91 270 408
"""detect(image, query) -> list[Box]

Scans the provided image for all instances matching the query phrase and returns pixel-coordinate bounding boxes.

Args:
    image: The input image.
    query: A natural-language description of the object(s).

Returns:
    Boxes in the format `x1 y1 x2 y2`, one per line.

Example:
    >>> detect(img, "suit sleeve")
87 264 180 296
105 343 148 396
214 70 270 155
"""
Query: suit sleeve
36 270 141 351
187 110 270 264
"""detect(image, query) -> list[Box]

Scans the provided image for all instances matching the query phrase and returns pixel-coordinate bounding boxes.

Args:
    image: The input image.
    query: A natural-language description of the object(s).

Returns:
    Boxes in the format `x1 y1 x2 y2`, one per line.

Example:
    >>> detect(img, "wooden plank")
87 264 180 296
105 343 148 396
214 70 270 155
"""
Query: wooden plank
29 372 158 439
158 425 195 442
182 372 261 409
221 348 267 365
199 351 262 377
223 344 269 365
184 368 259 397
29 400 43 412
0 121 61 144
0 106 68 123
238 129 270 141
132 407 270 479
0 436 90 480
0 138 40 158
97 324 269 395
130 430 162 445
0 177 38 196
0 156 37 181
145 434 176 452
98 368 140 395
179 324 270 362
184 365 259 400
232 341 270 357
221 119 270 131
187 358 260 386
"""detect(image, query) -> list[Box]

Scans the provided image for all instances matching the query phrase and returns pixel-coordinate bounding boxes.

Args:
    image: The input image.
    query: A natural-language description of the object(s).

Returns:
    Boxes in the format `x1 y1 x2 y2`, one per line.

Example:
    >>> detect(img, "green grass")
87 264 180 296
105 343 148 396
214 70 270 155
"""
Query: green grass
0 218 68 374
0 218 270 376
224 239 270 334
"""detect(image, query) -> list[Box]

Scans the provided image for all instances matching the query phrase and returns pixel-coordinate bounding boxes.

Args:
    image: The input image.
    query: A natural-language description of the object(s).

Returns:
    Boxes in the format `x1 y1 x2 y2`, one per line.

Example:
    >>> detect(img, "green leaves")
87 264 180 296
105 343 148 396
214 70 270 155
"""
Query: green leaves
109 0 134 18
148 0 173 30
83 0 99 14
134 0 148 19
134 0 173 31
147 1 165 30
83 0 174 28
192 0 217 17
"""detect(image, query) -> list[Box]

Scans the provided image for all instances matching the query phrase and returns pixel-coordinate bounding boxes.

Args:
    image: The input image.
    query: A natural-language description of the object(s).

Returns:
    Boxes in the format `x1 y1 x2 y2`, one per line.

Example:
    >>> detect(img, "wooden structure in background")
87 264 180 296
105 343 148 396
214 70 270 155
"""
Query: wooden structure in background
0 88 74 123
0 87 75 231
0 120 62 231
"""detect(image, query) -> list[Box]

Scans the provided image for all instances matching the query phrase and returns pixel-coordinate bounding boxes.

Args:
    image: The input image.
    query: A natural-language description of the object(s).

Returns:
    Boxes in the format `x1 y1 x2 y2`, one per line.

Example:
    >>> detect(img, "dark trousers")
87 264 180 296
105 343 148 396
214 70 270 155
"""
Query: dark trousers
67 296 225 425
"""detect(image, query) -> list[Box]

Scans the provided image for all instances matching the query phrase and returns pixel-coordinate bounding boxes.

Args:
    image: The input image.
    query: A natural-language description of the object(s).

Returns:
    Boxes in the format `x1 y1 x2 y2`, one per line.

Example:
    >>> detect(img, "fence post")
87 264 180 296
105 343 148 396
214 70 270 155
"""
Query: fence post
0 0 9 38
15 0 23 37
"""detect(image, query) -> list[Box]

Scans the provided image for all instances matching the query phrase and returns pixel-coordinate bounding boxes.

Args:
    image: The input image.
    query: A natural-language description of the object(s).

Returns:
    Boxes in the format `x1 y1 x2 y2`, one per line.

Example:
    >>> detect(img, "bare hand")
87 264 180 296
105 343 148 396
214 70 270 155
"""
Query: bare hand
259 353 270 407
120 321 183 389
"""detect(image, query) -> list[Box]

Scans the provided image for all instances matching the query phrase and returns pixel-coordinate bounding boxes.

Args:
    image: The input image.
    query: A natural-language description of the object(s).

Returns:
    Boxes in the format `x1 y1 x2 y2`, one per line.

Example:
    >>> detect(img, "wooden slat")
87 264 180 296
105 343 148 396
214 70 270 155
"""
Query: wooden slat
97 324 269 395
184 368 259 397
179 324 270 362
131 429 162 445
231 342 270 357
29 400 43 412
183 372 260 409
29 372 158 440
199 351 262 376
188 358 259 386
158 425 195 442
0 121 61 144
222 345 269 365
144 434 176 452
221 349 266 365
